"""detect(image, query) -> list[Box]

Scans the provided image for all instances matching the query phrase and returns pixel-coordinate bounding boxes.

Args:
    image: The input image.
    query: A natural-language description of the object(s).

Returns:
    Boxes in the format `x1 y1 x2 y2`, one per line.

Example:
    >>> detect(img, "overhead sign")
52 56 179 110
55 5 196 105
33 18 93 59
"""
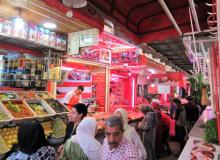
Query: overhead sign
68 28 99 55
79 28 99 47
158 85 170 94
68 32 80 55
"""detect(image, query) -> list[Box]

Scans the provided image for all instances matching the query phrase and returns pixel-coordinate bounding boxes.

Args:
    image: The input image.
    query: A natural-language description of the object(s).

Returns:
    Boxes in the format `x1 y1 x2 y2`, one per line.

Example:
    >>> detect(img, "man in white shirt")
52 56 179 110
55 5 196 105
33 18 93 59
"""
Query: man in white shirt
62 85 84 109
151 94 161 104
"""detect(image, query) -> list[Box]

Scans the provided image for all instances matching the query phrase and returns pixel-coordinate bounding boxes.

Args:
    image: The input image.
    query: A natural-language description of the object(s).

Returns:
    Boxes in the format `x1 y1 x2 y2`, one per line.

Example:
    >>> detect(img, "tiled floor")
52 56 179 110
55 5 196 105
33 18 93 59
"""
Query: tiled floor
159 141 180 160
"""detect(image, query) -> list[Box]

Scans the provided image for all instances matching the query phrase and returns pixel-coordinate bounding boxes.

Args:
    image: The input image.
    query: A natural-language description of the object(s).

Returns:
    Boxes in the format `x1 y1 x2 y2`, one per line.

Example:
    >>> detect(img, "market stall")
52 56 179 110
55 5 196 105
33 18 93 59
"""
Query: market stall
0 3 149 155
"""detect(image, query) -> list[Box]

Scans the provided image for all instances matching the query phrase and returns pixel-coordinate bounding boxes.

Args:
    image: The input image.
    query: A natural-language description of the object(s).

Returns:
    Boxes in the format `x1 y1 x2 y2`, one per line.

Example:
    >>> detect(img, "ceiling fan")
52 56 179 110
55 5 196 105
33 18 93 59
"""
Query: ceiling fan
62 0 87 8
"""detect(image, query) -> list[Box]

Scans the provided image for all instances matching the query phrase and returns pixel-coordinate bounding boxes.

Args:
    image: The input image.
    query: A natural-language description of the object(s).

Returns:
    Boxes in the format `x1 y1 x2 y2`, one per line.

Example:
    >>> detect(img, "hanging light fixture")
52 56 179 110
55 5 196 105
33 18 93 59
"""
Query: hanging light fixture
43 22 57 29
66 9 73 18
62 0 87 8
72 0 87 8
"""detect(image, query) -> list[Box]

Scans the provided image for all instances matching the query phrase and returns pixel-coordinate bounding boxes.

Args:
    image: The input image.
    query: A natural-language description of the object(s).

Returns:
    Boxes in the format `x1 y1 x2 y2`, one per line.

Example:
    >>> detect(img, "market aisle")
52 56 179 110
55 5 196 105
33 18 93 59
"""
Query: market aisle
159 141 179 160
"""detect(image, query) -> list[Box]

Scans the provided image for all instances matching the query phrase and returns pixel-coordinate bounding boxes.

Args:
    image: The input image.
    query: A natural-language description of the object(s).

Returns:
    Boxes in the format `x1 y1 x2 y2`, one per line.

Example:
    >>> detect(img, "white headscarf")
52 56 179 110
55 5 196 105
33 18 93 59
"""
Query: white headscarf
71 117 102 160
114 108 147 160
114 108 134 141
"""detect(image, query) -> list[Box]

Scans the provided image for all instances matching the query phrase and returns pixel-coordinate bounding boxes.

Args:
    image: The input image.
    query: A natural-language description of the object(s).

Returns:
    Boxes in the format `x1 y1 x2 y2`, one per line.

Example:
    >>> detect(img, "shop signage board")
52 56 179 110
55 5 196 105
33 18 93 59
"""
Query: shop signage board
99 49 111 64
68 32 80 55
68 28 99 55
158 84 170 94
79 28 99 47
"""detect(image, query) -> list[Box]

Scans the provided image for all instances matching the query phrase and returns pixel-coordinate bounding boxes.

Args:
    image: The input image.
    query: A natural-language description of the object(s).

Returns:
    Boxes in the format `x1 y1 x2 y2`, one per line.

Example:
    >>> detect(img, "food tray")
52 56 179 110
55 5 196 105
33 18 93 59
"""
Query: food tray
36 91 53 99
0 92 18 101
44 98 70 115
1 100 37 122
17 91 39 99
0 104 13 126
25 99 56 119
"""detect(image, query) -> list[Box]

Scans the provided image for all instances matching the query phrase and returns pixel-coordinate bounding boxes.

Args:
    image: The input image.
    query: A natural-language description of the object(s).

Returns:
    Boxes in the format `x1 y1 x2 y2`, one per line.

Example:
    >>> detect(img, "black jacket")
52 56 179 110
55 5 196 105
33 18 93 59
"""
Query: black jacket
184 102 199 122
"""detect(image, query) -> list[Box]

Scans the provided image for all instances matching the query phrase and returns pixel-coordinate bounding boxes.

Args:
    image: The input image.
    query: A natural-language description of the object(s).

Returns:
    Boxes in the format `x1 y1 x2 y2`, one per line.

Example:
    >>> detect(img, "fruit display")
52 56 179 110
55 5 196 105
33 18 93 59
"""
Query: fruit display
0 111 9 121
25 99 56 118
17 91 38 99
28 103 48 116
0 134 10 155
52 118 66 138
0 126 19 149
0 93 18 101
2 100 36 119
41 121 53 137
36 92 53 99
45 99 69 114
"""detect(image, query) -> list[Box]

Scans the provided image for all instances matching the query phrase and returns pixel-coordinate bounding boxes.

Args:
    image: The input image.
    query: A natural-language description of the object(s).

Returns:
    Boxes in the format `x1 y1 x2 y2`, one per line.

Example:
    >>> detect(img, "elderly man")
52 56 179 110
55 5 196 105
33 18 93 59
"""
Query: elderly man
102 116 138 160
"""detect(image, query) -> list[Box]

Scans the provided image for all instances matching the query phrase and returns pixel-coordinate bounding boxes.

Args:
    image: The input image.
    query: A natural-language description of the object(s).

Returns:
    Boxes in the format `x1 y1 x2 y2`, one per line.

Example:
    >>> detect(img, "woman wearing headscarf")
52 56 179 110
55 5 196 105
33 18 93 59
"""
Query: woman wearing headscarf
58 103 88 153
59 117 102 160
114 108 147 160
138 105 158 160
6 121 55 160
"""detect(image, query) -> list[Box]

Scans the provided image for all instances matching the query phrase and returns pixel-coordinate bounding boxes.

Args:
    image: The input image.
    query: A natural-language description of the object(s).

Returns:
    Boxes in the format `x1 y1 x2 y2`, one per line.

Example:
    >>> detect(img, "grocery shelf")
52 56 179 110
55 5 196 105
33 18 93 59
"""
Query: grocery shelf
0 33 66 52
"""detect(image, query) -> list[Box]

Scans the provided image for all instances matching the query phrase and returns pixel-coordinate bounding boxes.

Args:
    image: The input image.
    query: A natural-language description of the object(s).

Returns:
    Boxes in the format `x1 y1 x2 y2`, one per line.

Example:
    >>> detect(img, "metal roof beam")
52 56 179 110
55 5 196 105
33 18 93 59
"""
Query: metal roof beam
158 0 182 36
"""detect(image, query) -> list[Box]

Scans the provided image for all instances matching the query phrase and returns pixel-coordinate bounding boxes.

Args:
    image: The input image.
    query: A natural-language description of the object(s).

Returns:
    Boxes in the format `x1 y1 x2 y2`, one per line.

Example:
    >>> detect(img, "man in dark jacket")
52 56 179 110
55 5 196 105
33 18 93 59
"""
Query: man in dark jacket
184 96 200 132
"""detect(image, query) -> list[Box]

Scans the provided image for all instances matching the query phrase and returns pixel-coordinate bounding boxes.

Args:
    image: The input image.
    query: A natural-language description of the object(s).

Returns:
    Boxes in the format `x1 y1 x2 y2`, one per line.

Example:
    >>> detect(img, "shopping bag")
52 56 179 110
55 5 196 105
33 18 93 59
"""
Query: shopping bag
169 119 176 137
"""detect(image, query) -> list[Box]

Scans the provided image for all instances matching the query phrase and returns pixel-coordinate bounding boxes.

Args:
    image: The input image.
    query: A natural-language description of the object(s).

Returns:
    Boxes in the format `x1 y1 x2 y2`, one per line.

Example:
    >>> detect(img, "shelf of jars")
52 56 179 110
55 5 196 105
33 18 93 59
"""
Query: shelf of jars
0 17 67 52
0 32 66 52
0 91 70 155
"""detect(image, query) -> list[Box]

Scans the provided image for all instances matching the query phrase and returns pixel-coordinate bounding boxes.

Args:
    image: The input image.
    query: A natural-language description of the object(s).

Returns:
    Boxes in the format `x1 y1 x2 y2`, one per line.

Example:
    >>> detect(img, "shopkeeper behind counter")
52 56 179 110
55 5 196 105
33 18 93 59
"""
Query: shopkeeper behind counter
63 86 84 110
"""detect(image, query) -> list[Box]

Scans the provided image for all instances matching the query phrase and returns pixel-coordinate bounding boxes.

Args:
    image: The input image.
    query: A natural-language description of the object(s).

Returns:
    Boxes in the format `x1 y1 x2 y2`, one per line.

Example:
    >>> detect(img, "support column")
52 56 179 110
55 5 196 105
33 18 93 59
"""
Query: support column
105 67 110 113
47 81 57 98
217 0 220 145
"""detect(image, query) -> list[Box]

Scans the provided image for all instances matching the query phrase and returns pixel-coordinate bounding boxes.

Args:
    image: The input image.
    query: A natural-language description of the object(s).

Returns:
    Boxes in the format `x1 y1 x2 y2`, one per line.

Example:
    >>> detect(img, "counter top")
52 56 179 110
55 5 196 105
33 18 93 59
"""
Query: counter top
188 107 214 138
179 107 217 160
178 136 220 160
90 111 143 131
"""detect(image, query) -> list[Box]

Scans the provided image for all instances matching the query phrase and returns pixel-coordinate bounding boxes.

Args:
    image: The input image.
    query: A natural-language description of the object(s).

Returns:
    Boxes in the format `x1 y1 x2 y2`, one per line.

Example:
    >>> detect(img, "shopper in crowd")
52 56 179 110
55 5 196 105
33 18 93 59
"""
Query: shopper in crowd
109 88 115 107
193 97 202 114
114 108 147 160
59 117 102 160
151 94 161 104
152 102 172 156
184 96 200 132
138 105 157 160
145 95 152 104
169 98 177 119
6 121 56 160
173 98 186 155
63 85 84 110
102 116 138 160
153 103 163 158
58 103 88 153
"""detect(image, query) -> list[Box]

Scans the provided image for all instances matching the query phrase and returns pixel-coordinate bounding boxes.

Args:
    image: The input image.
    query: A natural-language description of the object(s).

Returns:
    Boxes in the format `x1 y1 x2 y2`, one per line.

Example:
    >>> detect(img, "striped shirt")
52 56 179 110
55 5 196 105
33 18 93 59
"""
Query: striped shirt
102 137 138 160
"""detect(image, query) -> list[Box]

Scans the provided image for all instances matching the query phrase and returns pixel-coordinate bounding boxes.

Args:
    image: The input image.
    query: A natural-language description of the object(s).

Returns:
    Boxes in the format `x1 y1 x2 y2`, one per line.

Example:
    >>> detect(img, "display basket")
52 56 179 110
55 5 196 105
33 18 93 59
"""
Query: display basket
25 99 56 119
0 91 19 101
36 91 53 99
0 104 13 126
44 98 70 115
1 100 37 122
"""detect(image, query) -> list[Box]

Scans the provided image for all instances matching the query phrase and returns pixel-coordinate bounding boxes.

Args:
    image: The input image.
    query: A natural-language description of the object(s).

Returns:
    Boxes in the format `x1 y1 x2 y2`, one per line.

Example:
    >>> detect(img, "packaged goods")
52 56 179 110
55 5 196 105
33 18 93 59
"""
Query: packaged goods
2 20 12 35
28 23 38 42
49 32 56 47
